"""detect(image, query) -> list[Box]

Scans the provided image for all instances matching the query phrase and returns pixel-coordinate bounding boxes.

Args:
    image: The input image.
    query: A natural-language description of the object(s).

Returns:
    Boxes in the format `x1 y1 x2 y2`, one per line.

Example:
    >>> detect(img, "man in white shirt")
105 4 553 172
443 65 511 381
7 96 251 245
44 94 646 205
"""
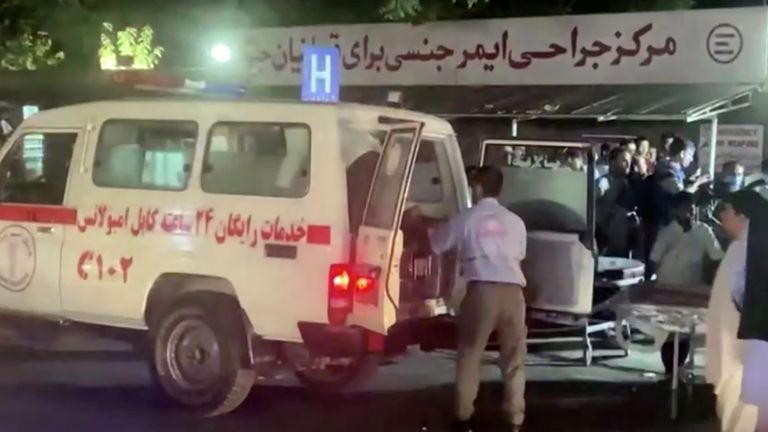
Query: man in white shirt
650 192 724 289
650 191 723 375
405 166 527 432
720 190 768 431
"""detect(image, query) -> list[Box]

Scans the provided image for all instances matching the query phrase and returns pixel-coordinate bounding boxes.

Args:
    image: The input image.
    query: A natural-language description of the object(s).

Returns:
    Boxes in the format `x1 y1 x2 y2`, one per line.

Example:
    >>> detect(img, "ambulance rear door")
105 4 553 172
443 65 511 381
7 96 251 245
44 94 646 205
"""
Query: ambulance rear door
351 123 423 335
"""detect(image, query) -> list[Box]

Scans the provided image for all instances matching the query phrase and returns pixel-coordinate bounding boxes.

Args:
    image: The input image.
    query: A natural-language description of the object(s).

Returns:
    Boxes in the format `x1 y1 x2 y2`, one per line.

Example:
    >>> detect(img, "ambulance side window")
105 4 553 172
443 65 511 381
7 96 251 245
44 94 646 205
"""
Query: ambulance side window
202 122 310 198
0 132 77 205
92 120 197 191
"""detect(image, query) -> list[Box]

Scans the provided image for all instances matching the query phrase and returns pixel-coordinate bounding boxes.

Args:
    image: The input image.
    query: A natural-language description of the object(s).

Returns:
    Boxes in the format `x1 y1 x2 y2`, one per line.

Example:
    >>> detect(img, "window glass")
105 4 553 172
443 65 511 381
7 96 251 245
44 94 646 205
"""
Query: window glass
0 132 77 205
407 139 443 203
364 129 418 229
93 120 197 191
202 122 310 198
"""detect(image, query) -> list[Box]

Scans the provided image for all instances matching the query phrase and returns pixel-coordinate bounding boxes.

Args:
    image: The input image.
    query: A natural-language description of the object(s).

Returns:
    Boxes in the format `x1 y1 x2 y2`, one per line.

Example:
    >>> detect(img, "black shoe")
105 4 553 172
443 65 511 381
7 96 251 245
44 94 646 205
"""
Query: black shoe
449 419 472 432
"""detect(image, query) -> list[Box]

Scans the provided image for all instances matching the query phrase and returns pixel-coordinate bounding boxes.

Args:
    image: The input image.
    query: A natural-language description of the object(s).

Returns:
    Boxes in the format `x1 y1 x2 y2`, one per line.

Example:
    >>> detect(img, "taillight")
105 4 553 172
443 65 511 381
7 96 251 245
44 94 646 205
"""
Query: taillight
332 269 351 291
355 274 374 292
327 264 379 325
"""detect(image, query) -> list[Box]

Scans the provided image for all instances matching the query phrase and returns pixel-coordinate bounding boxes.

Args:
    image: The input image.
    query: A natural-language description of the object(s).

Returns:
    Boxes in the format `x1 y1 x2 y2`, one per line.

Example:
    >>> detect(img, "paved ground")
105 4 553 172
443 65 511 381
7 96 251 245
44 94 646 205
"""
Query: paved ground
0 334 718 432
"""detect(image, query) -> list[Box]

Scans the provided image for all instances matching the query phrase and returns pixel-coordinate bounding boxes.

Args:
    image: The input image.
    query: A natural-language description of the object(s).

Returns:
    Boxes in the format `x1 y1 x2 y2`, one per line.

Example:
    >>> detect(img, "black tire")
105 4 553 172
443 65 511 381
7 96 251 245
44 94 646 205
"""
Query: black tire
149 295 255 416
294 353 380 393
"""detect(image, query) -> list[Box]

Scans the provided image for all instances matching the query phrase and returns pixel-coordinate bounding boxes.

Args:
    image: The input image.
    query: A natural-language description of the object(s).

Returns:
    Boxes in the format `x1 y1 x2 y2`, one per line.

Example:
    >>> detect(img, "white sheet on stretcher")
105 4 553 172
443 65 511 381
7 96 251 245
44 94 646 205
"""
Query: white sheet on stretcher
523 231 595 315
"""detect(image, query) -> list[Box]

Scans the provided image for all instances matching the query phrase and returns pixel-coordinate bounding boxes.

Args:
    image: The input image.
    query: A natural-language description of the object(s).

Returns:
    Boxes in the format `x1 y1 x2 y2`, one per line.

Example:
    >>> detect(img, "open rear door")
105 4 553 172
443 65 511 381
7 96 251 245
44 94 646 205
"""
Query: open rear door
480 139 597 315
351 123 424 335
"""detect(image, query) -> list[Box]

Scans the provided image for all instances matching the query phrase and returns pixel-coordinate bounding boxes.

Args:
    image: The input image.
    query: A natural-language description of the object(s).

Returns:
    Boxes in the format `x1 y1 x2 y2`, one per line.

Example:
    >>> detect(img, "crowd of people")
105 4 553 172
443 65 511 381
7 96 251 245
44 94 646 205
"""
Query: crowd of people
594 134 720 260
592 133 767 431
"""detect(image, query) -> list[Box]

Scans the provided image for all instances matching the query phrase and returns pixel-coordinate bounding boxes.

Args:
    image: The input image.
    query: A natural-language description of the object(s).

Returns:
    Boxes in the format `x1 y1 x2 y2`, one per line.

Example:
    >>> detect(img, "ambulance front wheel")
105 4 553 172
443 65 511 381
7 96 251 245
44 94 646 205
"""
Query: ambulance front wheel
149 295 255 416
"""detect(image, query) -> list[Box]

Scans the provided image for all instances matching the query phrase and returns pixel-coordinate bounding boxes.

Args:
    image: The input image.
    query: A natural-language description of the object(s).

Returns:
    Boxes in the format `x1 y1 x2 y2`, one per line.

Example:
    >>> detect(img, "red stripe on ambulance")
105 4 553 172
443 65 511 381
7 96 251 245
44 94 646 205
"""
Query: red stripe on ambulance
306 225 331 245
0 204 77 225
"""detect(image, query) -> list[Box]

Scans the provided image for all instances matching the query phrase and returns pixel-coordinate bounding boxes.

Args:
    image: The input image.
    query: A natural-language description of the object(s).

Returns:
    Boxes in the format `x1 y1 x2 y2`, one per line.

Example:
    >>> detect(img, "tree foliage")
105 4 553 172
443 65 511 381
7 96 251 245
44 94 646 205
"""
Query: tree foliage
0 28 64 70
99 23 163 70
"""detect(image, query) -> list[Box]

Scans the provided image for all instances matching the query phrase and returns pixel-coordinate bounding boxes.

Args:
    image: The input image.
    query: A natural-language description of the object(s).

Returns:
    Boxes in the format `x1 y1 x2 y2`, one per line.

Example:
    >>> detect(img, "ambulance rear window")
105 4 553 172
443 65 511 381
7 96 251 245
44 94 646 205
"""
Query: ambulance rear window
93 119 197 191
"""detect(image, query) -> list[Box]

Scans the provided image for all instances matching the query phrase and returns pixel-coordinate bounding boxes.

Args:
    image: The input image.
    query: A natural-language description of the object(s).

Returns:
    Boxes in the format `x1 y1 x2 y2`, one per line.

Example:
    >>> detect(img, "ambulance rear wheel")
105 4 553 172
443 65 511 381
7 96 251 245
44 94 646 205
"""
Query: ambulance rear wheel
294 354 380 392
150 296 255 416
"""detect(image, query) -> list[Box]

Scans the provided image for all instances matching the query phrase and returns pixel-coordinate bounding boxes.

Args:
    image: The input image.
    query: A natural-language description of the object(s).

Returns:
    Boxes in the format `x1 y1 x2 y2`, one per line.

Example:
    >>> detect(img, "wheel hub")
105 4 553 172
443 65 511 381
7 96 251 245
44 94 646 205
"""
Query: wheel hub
166 319 222 391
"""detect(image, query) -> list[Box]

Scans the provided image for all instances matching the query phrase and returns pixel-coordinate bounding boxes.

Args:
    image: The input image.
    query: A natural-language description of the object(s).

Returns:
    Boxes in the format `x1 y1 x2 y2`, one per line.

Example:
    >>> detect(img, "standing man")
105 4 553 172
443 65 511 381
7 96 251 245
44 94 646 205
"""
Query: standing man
596 147 637 256
650 192 723 375
730 190 768 431
619 138 638 157
714 161 745 198
636 136 655 174
653 137 709 226
405 166 527 432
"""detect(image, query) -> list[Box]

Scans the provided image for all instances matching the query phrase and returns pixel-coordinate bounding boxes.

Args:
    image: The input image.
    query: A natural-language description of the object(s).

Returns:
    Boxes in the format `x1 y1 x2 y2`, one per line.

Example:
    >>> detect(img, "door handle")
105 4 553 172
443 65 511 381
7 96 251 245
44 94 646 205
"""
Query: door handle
36 226 54 234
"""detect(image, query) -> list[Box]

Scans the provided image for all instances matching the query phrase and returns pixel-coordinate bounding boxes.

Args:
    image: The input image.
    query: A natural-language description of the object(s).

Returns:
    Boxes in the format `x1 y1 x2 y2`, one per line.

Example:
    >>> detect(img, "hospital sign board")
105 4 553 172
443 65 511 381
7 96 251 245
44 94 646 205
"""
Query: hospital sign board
247 7 768 86
699 124 765 173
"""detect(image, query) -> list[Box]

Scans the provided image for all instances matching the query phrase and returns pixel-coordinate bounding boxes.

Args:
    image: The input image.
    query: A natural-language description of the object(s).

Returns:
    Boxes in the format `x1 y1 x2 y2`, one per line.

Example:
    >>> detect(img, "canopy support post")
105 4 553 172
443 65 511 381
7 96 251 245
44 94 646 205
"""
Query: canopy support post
708 116 718 177
505 118 519 165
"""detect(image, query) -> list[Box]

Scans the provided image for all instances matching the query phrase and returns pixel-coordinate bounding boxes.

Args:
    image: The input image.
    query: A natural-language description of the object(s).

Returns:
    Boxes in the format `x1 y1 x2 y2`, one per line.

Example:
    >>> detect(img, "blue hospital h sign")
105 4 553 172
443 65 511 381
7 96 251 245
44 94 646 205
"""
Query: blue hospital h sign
301 45 340 103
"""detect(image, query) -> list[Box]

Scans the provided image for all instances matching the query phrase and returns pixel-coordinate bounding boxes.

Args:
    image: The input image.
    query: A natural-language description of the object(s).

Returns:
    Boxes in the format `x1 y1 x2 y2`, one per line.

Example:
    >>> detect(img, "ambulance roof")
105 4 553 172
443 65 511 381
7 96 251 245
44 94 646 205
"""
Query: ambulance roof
21 99 456 135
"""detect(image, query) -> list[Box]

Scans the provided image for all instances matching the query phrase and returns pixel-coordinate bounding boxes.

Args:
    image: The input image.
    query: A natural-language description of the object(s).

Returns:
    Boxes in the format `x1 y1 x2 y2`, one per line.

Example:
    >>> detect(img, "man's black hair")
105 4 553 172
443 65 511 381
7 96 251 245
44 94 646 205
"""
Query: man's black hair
668 136 687 157
661 131 676 141
670 191 694 209
722 160 741 173
474 165 504 197
721 189 766 219
637 136 649 142
608 146 629 162
465 165 478 179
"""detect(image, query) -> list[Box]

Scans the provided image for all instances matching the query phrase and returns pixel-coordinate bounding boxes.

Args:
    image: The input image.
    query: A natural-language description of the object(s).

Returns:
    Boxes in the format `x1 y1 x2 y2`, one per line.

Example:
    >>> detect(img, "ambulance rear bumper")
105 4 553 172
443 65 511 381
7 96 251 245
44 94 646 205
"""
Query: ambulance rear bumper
297 322 366 358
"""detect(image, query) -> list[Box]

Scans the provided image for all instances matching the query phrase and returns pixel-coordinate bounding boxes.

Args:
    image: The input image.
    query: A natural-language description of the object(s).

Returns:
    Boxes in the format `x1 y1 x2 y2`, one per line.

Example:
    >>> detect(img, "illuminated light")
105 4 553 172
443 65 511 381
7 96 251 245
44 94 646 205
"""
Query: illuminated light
211 43 232 63
355 276 374 292
22 106 39 119
332 270 350 291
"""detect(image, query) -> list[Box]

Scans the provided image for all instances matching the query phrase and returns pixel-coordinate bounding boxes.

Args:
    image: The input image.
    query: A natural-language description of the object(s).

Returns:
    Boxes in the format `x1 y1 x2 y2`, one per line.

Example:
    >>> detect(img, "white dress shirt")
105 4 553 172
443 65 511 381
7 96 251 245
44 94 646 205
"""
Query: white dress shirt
650 220 724 288
729 224 748 308
429 198 527 286
727 223 768 407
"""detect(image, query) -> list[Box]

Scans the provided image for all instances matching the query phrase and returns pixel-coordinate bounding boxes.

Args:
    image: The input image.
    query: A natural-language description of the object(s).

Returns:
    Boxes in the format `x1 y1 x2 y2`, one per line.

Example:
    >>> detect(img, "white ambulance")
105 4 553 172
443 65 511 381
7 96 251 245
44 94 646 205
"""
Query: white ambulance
0 97 470 415
0 91 631 415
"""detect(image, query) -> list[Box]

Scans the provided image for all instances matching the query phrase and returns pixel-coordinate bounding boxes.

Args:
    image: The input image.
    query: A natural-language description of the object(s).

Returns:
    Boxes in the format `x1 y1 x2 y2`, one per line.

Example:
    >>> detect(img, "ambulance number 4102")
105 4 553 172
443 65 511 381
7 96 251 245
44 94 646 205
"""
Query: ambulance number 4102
77 250 134 283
